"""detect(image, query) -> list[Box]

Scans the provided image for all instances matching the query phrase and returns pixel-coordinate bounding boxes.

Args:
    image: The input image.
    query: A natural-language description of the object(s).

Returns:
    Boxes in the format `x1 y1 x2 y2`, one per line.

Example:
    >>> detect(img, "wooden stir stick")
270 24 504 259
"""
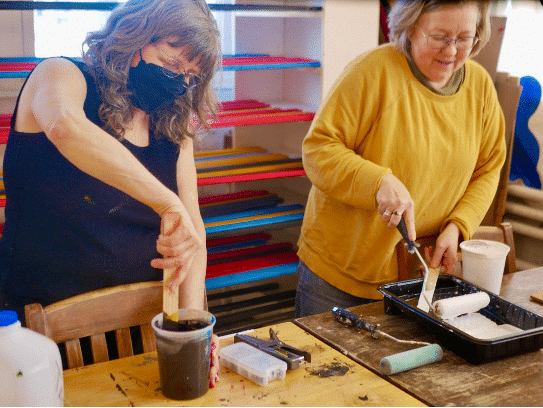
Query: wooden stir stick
162 212 181 331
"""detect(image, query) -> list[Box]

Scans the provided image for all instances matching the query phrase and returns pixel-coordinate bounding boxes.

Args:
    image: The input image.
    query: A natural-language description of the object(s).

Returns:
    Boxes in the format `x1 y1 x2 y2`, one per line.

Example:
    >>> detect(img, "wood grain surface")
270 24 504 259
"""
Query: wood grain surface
63 322 425 407
295 268 543 407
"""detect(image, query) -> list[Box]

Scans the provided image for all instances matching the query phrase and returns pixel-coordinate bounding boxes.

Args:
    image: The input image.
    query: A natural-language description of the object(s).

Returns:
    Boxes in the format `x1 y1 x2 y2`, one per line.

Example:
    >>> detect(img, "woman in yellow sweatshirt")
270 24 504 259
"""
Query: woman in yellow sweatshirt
296 0 506 317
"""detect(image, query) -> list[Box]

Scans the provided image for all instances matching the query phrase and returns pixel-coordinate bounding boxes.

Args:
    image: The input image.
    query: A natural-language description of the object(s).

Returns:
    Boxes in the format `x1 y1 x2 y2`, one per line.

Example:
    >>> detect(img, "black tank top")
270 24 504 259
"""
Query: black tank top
0 58 179 313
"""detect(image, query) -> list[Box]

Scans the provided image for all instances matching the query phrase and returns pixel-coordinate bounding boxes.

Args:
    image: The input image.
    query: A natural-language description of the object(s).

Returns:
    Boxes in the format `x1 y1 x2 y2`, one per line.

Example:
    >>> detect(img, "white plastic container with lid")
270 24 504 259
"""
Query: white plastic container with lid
0 310 64 406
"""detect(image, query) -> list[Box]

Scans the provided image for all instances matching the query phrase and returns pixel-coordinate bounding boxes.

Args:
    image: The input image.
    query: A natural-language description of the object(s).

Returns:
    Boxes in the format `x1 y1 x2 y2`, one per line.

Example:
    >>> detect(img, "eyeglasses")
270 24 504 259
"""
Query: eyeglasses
418 28 479 51
154 45 203 88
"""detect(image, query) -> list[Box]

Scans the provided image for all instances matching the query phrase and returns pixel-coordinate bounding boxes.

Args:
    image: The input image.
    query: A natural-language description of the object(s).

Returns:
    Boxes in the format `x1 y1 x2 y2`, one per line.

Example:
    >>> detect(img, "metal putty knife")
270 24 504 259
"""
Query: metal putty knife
397 218 439 312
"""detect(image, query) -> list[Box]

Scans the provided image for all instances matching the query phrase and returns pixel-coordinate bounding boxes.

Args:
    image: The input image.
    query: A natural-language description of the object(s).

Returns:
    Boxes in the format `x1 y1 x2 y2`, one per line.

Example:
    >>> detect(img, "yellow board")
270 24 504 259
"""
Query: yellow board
196 153 288 170
198 161 303 179
194 146 267 158
204 208 304 228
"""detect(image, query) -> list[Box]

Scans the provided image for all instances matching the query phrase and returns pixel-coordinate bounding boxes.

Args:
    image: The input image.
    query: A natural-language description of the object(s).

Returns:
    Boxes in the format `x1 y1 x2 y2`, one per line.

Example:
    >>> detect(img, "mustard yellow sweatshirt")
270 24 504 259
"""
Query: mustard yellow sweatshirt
297 44 506 299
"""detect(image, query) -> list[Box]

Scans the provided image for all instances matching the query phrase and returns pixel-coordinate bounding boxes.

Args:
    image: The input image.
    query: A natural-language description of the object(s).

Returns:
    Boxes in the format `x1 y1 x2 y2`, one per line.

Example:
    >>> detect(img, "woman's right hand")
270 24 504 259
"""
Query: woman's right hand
376 174 416 241
151 209 204 291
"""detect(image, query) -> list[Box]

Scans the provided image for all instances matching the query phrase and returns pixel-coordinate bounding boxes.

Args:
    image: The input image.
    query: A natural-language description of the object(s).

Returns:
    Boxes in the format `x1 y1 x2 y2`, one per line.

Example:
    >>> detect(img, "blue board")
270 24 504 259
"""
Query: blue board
511 76 542 188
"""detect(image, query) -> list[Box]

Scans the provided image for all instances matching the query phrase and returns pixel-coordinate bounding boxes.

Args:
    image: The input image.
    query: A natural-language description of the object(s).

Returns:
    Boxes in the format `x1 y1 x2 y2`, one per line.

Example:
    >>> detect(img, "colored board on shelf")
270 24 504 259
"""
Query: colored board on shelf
206 232 272 252
0 72 29 78
195 153 289 170
0 62 37 71
0 128 9 144
0 3 321 12
1 55 321 78
197 168 306 186
199 194 283 218
222 56 320 71
207 242 294 264
205 212 304 238
210 110 314 128
195 152 270 162
0 114 11 126
203 204 304 238
205 262 298 291
197 160 303 179
216 107 300 118
198 158 301 174
194 146 267 158
199 189 271 205
218 100 269 111
203 203 304 224
206 250 299 279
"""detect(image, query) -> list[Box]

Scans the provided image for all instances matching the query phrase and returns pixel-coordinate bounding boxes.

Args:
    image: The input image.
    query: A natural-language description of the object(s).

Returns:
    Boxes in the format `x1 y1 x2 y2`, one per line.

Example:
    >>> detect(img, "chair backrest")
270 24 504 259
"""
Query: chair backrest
24 281 163 369
396 222 516 281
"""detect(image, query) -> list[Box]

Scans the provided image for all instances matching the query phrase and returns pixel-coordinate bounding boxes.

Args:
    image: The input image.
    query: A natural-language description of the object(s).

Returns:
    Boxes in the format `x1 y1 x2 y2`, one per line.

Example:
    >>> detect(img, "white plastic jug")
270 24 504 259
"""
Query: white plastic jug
0 310 64 406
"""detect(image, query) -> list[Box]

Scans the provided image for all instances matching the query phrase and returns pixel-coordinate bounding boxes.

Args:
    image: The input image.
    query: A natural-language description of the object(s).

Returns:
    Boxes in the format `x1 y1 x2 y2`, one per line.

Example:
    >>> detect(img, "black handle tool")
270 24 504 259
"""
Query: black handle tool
332 307 380 339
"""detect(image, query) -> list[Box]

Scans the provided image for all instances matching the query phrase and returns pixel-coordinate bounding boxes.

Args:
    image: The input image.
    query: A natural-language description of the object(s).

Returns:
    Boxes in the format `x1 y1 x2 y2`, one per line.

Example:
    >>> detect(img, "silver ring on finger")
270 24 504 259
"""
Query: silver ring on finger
383 210 391 217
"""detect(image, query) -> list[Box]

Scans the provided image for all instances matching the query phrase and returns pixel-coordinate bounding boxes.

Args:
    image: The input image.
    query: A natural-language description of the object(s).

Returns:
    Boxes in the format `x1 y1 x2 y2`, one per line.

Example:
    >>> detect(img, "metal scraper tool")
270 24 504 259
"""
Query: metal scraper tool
397 219 438 312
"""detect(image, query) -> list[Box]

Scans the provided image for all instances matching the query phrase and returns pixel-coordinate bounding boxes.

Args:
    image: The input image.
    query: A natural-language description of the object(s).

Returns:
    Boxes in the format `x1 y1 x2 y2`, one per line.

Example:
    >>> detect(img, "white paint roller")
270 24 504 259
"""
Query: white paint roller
433 292 491 320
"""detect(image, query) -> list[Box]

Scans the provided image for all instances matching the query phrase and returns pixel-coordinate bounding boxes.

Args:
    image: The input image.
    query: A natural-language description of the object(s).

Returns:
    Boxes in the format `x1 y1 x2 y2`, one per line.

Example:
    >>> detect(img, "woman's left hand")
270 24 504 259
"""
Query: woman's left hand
209 334 220 388
151 210 204 290
425 223 461 274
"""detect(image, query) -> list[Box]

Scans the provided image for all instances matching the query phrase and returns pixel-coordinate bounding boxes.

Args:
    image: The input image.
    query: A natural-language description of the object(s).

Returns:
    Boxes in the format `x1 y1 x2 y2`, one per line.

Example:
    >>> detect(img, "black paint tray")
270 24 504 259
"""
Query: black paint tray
378 274 543 364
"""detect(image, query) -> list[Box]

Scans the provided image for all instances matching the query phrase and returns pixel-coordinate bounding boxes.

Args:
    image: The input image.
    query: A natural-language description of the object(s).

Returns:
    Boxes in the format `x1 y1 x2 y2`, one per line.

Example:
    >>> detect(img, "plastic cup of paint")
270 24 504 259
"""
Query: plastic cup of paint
460 239 510 295
151 309 215 400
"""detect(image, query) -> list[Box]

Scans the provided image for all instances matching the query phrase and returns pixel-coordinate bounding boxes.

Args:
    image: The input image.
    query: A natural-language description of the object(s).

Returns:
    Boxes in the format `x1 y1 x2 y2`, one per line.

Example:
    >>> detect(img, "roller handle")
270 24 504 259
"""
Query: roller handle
332 307 379 338
397 218 417 254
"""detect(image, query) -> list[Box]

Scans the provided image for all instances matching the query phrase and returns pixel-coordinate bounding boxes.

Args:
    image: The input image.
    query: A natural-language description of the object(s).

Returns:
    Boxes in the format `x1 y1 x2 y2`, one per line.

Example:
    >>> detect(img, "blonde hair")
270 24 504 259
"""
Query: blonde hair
83 0 221 145
388 0 491 58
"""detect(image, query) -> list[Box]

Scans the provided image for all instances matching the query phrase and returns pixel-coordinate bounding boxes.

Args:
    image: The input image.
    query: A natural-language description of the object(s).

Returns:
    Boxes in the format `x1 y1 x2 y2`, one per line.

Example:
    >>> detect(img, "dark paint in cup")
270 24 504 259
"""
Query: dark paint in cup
151 310 216 400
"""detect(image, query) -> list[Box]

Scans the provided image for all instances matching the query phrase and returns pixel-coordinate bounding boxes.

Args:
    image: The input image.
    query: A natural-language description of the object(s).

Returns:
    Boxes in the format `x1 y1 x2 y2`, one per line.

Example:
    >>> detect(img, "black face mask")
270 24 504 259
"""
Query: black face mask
127 56 187 115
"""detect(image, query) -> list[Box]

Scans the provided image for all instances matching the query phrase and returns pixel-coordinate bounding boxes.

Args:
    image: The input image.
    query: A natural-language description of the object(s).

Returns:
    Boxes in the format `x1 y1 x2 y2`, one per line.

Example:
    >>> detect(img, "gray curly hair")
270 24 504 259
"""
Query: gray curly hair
388 0 491 58
82 0 222 145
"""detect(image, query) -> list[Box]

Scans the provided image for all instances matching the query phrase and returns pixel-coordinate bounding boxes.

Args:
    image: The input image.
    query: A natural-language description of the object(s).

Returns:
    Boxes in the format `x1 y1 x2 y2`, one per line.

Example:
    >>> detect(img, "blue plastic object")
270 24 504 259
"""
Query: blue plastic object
0 310 18 326
511 76 541 188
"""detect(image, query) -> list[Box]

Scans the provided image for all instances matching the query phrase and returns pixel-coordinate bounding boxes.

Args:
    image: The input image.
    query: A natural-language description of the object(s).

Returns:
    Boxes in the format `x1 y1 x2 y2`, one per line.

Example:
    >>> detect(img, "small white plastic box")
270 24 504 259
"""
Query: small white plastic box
219 342 287 386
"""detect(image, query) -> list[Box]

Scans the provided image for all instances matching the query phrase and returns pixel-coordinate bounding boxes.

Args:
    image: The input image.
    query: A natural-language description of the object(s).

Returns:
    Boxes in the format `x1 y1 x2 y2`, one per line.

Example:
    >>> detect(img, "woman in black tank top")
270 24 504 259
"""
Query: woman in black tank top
0 0 221 386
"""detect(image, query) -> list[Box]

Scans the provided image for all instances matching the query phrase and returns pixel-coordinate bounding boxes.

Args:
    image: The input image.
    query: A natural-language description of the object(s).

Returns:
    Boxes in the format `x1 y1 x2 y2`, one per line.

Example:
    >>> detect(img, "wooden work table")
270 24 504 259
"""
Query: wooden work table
63 321 425 407
295 267 543 407
62 268 543 407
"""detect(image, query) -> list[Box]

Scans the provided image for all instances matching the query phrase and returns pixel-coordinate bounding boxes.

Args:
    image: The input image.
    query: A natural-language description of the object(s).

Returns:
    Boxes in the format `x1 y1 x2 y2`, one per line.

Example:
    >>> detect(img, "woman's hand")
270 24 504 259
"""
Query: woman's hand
151 209 205 290
424 223 461 275
376 174 416 240
209 334 220 388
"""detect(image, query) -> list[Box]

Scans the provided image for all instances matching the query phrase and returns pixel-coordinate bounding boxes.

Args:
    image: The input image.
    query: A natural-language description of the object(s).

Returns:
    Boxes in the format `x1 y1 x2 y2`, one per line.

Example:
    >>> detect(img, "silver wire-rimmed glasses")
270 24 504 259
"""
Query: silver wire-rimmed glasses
154 45 203 88
418 28 479 51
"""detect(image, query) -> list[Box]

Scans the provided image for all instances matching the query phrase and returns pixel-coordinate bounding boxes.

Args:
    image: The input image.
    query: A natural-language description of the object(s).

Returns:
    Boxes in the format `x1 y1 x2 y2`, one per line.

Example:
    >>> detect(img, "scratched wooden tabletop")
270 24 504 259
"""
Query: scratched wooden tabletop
63 321 425 407
295 268 543 407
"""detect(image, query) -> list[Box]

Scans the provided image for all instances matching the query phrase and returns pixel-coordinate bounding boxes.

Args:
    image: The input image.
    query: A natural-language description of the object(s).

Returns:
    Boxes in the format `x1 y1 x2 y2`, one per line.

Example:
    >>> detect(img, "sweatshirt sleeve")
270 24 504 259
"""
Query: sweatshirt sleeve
442 70 507 240
302 53 392 210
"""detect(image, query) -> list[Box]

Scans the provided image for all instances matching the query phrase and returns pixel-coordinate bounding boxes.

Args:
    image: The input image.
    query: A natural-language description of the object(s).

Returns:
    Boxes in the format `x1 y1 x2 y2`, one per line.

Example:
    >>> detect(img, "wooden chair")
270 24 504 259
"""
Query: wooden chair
24 281 164 369
396 222 516 281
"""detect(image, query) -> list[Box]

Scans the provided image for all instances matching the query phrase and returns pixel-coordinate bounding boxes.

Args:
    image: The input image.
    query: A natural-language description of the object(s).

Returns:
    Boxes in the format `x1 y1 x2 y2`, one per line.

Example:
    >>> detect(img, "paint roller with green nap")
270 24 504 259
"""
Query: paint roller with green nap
332 307 443 375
